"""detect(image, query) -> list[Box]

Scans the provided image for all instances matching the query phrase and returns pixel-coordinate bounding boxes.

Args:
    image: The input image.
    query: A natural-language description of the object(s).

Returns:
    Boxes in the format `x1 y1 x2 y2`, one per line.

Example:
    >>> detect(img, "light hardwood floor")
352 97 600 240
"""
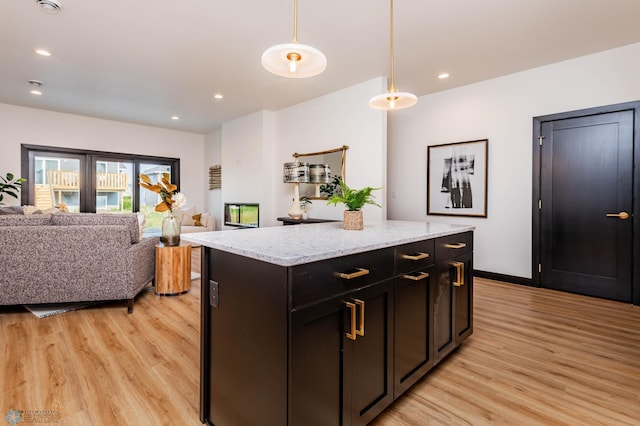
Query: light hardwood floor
1 247 638 425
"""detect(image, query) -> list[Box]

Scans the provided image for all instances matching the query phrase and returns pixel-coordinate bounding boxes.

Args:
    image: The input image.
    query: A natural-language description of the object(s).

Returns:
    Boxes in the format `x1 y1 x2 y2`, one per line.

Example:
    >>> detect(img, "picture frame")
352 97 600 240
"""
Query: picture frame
427 139 488 217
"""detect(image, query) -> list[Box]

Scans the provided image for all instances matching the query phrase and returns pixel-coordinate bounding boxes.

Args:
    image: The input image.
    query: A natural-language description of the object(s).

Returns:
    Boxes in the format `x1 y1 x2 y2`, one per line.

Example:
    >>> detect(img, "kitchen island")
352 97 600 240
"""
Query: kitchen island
182 220 475 426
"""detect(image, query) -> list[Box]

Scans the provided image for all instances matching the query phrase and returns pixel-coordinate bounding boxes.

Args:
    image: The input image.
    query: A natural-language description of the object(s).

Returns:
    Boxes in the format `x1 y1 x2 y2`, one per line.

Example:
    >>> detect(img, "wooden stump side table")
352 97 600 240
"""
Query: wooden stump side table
155 242 192 295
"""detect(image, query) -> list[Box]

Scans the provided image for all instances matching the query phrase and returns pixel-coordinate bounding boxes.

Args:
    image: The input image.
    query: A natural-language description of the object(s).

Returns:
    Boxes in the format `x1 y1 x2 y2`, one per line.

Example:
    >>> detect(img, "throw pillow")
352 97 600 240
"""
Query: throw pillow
193 213 202 227
22 205 42 215
0 206 24 215
137 212 146 238
180 206 196 226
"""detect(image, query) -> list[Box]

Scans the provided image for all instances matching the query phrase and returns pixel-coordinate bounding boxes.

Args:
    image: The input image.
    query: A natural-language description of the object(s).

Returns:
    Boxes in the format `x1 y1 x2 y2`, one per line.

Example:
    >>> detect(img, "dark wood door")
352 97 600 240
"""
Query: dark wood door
539 111 634 302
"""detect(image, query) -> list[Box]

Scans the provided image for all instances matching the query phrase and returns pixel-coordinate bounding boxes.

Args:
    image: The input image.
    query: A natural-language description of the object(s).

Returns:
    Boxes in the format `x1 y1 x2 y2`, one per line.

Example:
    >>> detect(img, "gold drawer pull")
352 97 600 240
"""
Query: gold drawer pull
344 299 365 340
355 299 365 337
402 252 429 261
402 272 429 281
337 268 370 280
451 261 465 286
345 302 357 340
444 242 467 249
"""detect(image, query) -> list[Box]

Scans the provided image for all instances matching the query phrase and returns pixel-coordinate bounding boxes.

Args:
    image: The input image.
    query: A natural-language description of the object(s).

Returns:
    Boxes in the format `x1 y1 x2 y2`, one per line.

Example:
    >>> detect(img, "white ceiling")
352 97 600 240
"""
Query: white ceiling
3 0 640 134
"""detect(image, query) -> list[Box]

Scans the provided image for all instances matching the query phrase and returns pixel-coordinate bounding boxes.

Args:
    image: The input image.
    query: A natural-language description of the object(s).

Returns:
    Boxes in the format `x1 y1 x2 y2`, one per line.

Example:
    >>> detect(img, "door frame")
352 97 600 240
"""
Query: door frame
532 101 640 305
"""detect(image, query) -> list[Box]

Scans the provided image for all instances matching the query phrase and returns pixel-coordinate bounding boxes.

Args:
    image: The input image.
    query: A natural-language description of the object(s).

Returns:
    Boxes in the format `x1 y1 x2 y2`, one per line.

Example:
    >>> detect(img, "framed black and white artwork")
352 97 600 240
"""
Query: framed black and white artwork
427 139 488 217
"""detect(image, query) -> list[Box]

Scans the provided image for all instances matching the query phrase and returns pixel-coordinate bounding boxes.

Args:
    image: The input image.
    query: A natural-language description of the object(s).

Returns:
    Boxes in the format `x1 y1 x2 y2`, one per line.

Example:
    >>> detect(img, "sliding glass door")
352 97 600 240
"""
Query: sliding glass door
21 145 179 228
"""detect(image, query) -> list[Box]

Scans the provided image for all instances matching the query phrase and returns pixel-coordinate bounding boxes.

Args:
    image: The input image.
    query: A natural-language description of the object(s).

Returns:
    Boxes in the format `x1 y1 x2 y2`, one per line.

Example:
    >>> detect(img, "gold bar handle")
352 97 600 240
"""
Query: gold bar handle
451 261 465 287
444 243 467 249
337 268 370 279
402 252 429 261
355 299 365 337
402 271 430 281
606 211 629 220
345 302 357 340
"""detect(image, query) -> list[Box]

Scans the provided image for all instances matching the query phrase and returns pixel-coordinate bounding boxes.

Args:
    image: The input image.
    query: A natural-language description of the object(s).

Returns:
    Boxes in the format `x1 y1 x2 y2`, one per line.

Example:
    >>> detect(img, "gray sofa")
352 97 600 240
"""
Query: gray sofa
0 212 158 313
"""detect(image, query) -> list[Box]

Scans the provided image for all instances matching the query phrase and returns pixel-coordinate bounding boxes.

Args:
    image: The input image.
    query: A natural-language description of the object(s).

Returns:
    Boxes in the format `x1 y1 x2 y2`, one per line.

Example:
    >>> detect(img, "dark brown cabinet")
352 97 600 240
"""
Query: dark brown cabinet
200 231 473 425
433 233 474 363
291 279 394 426
393 239 435 398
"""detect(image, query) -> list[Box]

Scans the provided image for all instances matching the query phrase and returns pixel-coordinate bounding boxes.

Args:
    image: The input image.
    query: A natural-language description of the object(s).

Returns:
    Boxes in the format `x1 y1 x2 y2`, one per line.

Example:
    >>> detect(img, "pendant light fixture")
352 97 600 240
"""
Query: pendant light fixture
261 0 327 78
369 0 417 110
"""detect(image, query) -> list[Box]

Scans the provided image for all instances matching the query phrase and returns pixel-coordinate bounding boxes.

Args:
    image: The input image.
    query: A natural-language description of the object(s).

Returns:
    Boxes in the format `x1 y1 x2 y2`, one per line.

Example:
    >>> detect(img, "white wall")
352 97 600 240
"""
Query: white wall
0 103 205 209
388 42 640 279
215 77 388 228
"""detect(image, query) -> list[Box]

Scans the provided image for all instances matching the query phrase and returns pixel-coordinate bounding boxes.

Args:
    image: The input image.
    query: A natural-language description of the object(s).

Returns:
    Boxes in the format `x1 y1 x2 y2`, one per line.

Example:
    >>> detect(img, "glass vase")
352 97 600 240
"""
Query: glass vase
161 212 181 246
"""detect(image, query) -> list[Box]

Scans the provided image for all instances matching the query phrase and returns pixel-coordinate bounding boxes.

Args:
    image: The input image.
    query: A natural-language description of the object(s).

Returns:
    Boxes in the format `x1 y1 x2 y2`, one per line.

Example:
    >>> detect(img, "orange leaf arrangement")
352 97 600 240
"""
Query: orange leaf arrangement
139 173 186 213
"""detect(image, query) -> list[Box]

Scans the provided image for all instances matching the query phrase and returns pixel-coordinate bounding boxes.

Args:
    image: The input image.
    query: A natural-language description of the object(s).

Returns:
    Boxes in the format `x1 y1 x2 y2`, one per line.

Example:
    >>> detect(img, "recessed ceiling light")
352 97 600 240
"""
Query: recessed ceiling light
213 94 223 100
171 116 180 120
438 73 450 79
36 0 62 14
35 49 51 57
30 90 43 95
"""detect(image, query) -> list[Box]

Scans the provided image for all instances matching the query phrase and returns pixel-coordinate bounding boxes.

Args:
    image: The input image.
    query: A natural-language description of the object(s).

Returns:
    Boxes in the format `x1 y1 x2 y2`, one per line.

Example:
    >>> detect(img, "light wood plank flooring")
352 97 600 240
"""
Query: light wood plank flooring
1 247 638 425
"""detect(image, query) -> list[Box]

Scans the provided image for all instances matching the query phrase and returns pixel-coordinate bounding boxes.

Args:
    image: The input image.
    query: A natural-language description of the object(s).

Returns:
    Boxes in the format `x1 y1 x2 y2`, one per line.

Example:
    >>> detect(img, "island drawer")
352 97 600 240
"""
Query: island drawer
395 239 435 274
290 247 395 309
434 231 473 261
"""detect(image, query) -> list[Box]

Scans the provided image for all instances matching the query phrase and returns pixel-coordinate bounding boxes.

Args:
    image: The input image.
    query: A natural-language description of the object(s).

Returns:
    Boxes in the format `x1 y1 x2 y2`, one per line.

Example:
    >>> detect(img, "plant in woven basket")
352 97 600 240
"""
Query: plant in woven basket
0 172 27 205
326 178 381 211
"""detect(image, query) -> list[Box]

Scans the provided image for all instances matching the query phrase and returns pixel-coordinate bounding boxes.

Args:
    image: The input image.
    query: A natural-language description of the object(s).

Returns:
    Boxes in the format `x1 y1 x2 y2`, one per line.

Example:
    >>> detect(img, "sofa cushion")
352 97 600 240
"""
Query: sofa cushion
0 213 53 226
51 213 139 244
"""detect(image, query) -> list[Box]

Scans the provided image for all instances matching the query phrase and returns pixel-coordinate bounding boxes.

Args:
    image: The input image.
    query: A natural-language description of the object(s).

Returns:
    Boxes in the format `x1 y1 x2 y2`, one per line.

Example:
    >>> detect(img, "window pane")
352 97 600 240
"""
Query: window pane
96 160 133 213
34 156 80 211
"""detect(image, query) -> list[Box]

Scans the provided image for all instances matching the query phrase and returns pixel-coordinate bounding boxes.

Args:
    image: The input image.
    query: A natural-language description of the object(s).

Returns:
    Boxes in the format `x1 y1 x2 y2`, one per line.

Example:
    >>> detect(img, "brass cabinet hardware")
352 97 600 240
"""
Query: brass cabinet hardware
451 261 465 287
444 242 467 249
345 302 357 340
337 268 370 279
402 271 429 281
401 252 429 261
345 299 365 340
606 211 630 220
355 299 365 337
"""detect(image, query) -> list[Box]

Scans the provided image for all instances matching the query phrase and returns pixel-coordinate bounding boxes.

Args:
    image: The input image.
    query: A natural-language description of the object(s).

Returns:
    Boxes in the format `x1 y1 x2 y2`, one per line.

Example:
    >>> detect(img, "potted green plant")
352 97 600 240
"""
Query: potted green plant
326 178 381 230
0 173 27 206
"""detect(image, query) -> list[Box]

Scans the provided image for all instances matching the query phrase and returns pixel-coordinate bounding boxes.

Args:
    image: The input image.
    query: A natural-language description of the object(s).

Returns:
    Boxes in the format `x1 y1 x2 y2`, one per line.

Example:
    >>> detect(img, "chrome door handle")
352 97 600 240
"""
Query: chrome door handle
606 212 629 220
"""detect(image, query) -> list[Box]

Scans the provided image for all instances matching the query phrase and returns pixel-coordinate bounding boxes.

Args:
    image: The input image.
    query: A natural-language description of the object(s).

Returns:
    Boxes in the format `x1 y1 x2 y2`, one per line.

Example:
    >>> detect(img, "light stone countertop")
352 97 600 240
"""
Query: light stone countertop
181 220 474 267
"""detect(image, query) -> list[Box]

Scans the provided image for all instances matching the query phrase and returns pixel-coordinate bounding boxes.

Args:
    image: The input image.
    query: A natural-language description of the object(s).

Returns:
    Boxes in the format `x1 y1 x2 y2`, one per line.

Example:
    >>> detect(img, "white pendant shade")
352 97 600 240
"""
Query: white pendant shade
262 42 327 78
262 0 327 79
370 0 417 111
369 90 417 110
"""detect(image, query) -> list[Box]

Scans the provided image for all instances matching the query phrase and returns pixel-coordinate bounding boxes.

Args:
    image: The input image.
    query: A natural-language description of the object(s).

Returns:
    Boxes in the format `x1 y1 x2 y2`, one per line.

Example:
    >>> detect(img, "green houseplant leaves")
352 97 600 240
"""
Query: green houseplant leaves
0 173 27 205
326 178 381 211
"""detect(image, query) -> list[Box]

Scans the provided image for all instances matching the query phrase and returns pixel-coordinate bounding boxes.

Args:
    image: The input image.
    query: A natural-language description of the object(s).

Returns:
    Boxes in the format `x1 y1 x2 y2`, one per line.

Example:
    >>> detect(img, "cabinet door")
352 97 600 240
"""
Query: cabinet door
344 280 394 426
394 268 433 398
290 280 394 426
453 252 473 344
290 297 345 426
432 261 455 363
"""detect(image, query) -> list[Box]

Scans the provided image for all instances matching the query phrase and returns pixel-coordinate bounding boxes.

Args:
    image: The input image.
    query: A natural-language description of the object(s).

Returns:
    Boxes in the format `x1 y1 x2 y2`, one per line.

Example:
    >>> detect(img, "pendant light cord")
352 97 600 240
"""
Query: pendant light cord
389 0 396 92
292 0 298 43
